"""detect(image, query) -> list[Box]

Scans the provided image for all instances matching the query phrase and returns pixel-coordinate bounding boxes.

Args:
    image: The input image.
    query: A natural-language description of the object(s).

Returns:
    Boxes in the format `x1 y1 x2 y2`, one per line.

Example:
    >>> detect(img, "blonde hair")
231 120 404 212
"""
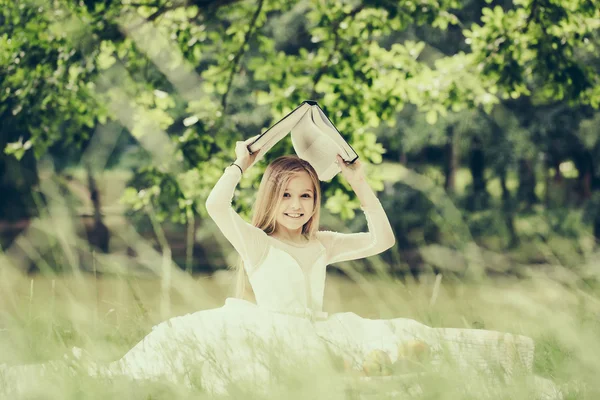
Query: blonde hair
233 155 322 299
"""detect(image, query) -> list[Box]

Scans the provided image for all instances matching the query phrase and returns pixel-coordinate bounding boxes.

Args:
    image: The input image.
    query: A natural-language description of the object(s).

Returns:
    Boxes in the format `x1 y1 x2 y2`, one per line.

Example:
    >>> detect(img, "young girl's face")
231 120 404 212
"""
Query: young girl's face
274 171 315 235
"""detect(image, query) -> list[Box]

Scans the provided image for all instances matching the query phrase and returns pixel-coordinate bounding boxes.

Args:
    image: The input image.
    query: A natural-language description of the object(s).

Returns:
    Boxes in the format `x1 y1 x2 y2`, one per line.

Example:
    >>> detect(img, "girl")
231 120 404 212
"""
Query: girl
105 134 401 395
195 134 539 393
206 135 397 315
2 136 556 399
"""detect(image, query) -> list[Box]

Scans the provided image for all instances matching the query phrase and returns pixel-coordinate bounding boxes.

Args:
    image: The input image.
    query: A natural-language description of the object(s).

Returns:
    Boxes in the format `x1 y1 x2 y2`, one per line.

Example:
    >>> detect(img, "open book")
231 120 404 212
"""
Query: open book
247 101 359 181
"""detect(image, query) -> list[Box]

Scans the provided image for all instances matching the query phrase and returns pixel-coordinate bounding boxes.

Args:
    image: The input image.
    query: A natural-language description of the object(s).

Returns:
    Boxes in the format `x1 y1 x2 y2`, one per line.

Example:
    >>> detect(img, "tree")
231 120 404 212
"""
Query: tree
2 0 599 226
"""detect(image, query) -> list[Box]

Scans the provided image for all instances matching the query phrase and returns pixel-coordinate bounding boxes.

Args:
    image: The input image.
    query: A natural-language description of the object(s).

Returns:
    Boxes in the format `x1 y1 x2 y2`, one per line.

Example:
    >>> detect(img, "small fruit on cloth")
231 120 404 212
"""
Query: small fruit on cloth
397 340 430 362
362 350 393 376
343 357 353 372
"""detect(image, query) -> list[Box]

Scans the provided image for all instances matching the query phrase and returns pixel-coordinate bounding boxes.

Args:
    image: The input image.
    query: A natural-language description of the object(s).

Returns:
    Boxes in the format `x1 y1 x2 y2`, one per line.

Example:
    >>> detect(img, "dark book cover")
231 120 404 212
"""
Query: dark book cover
248 101 358 181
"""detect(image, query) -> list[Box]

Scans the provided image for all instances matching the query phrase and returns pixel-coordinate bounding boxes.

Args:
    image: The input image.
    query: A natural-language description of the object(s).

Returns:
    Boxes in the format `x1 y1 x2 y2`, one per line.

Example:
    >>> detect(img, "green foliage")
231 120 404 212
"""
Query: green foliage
1 0 600 225
464 0 600 104
381 181 442 249
0 0 106 156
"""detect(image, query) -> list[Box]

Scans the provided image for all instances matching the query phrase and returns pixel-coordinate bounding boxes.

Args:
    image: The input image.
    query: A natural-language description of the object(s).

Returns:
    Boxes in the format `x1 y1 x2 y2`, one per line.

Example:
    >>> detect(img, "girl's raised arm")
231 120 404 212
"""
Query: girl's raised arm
317 156 395 264
317 203 395 265
205 137 267 270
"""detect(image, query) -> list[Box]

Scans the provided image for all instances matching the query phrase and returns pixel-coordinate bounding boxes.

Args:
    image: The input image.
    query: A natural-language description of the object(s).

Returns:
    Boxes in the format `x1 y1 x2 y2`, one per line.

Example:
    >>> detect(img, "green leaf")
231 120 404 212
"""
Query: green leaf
425 110 438 125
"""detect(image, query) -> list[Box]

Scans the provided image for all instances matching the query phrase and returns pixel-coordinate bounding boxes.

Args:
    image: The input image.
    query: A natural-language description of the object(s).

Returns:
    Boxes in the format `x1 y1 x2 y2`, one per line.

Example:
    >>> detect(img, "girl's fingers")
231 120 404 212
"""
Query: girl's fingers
245 135 260 145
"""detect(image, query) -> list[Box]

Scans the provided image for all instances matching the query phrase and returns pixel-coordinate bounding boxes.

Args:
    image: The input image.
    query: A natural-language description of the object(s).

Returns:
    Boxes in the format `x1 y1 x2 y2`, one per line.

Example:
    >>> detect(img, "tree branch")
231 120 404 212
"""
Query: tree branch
127 0 244 28
220 0 265 112
127 2 164 7
123 1 186 30
310 5 365 99
523 0 539 32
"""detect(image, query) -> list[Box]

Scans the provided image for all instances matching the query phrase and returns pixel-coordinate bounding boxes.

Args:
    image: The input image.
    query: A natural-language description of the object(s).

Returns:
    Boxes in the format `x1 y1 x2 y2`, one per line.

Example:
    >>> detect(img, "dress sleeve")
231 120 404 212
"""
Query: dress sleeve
205 166 268 272
316 199 395 265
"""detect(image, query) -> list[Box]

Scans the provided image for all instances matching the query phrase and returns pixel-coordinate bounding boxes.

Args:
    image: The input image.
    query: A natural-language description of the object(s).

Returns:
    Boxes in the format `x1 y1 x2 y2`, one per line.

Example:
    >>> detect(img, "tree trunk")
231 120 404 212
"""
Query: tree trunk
497 166 518 247
504 211 519 248
0 134 39 222
517 158 538 206
499 168 510 203
468 136 488 210
86 166 110 253
444 125 457 193
398 148 407 165
544 158 551 206
591 164 600 246
574 150 594 201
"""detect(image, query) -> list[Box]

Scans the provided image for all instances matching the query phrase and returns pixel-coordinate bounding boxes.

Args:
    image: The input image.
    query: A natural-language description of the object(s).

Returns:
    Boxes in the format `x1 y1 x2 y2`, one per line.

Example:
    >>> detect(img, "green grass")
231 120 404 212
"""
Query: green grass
3 163 595 398
1 269 599 399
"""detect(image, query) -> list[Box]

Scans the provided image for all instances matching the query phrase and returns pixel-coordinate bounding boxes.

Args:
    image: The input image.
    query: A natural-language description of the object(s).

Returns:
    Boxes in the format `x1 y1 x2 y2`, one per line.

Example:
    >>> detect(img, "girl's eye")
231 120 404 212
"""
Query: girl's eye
283 193 290 198
302 194 311 198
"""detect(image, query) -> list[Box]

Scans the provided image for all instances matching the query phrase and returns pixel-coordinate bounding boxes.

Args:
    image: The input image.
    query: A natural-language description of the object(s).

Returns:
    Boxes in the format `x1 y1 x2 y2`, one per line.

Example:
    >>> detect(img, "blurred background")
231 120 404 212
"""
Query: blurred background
1 0 600 396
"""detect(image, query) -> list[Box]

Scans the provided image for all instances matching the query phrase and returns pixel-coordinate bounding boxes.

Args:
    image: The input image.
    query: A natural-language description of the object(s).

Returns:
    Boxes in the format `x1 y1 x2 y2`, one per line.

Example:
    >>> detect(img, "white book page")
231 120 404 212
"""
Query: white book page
291 108 341 181
247 103 311 154
311 107 357 162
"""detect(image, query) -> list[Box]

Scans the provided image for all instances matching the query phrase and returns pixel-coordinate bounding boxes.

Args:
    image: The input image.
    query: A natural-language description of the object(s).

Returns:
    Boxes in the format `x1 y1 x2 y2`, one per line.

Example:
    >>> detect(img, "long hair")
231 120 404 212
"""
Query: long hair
233 155 322 299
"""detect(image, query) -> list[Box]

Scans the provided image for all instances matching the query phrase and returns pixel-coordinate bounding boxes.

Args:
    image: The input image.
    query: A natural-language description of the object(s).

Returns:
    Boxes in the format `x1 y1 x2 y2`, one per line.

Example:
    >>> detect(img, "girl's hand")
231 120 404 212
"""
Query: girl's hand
234 135 264 172
336 154 365 185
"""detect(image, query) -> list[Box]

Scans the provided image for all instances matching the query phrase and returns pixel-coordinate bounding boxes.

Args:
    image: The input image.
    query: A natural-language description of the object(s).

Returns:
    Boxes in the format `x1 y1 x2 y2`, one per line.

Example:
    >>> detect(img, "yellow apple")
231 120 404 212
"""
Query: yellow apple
397 340 430 363
343 357 354 372
362 349 393 376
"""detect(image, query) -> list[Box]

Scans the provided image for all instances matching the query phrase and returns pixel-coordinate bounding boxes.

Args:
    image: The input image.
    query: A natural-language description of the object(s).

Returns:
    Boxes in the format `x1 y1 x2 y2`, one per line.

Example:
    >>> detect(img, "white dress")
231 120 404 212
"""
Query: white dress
106 165 408 394
104 164 535 395
1 166 560 398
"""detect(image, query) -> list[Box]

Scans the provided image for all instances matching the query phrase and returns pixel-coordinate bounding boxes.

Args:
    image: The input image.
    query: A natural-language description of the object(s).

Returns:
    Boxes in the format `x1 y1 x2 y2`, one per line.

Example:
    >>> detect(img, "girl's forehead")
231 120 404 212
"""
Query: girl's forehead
284 171 313 191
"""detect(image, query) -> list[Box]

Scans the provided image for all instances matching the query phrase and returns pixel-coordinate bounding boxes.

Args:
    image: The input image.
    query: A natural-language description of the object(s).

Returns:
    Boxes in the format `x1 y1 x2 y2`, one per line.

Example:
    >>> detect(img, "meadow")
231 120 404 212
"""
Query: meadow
1 163 599 399
2 263 599 399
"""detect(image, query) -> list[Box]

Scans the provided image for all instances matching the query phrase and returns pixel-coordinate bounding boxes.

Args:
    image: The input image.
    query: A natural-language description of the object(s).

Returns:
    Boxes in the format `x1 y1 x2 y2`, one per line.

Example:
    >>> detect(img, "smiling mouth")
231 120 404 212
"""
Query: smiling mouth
284 213 304 219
